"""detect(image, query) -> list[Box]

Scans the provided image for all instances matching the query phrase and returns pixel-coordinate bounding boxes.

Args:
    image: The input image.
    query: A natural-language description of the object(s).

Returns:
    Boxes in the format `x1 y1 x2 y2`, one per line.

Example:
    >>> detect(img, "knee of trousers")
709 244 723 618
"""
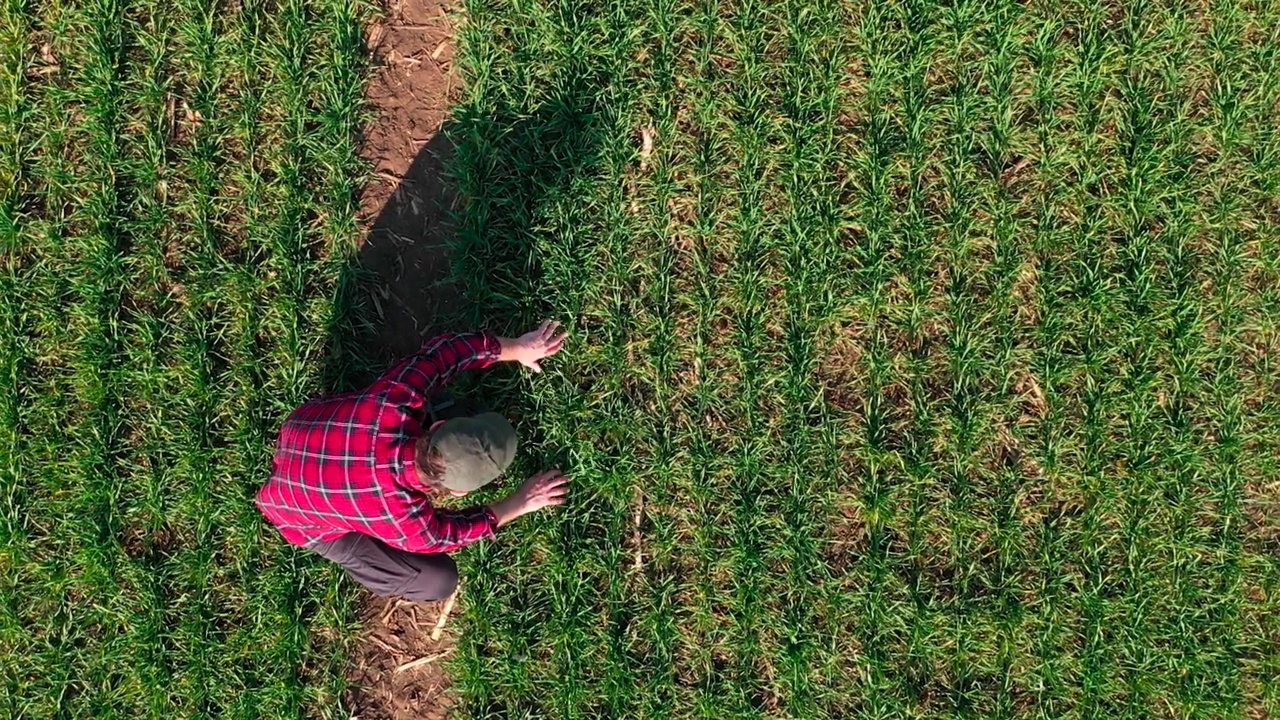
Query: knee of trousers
396 553 458 602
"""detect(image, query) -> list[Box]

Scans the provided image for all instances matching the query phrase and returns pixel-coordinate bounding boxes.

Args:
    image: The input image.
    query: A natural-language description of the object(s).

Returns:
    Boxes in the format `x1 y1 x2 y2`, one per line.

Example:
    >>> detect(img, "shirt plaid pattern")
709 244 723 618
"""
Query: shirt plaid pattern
257 333 502 553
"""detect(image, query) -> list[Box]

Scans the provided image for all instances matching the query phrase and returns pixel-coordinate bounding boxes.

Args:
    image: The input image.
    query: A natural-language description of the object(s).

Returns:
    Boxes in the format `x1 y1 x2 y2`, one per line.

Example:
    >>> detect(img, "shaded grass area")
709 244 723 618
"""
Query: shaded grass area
0 0 373 716
445 0 1280 717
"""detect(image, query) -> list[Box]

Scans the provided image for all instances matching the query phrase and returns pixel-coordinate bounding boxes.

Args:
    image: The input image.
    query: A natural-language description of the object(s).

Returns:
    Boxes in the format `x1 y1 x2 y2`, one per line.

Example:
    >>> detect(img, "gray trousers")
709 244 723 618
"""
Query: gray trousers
311 532 458 602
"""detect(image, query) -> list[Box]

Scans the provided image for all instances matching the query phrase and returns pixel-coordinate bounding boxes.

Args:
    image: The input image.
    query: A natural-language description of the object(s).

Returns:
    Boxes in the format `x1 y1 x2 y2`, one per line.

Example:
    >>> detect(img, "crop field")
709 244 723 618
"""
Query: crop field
0 0 370 716
3 0 1280 719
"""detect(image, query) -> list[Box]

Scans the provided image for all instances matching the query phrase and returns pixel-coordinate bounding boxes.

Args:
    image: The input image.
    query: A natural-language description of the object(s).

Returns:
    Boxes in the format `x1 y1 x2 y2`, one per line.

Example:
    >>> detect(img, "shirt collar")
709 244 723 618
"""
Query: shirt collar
398 435 432 494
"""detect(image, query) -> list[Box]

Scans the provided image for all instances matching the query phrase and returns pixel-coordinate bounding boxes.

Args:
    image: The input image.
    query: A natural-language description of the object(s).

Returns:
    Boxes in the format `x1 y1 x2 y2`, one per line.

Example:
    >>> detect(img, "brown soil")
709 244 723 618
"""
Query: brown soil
345 595 461 720
356 0 465 364
345 0 465 718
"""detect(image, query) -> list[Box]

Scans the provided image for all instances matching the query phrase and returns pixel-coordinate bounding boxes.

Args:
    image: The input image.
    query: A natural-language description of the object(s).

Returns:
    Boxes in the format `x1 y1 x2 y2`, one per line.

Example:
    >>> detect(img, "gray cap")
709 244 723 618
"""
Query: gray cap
430 412 517 492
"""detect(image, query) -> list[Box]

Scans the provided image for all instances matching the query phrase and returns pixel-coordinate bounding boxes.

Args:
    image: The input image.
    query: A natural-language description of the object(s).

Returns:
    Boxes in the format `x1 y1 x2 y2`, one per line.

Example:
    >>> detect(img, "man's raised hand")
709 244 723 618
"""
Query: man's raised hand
499 320 567 373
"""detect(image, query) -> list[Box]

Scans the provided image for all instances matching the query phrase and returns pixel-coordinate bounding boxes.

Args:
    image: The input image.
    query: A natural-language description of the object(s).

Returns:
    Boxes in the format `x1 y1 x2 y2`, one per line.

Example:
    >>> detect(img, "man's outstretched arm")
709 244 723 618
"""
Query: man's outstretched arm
383 321 568 397
396 469 571 554
381 332 501 398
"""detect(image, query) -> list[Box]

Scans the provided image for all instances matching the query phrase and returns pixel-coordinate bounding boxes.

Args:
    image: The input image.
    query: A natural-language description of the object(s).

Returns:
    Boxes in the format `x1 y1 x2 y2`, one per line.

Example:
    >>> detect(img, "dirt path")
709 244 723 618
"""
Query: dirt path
344 1 463 718
346 594 458 720
356 0 465 365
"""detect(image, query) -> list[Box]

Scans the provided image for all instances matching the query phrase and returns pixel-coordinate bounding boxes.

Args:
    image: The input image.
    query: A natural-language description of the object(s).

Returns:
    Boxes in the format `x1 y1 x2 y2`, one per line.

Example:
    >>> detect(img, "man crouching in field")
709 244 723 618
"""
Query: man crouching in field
256 322 569 601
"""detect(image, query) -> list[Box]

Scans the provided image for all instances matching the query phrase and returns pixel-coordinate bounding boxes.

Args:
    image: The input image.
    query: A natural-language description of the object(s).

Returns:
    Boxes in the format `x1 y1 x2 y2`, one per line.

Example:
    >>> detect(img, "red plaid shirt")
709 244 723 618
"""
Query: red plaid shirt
257 333 502 553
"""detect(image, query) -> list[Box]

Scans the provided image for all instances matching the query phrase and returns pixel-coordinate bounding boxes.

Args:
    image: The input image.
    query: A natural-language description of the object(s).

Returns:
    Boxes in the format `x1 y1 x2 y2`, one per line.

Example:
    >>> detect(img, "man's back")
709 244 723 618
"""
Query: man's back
256 333 502 552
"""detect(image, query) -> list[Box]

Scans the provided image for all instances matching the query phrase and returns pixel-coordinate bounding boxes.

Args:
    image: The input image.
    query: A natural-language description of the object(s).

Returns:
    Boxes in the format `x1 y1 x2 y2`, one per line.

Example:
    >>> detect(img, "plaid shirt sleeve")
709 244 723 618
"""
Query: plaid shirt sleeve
396 503 498 554
380 332 501 398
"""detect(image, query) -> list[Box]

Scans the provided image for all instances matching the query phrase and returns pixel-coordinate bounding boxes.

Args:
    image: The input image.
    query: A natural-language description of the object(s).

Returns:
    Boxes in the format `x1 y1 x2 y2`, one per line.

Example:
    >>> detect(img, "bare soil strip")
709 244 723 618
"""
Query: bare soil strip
345 0 463 718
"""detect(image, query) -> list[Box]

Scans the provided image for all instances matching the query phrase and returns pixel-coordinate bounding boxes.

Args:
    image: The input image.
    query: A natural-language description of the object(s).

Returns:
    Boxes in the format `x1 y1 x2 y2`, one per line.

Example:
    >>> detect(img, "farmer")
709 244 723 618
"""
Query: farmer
256 322 570 601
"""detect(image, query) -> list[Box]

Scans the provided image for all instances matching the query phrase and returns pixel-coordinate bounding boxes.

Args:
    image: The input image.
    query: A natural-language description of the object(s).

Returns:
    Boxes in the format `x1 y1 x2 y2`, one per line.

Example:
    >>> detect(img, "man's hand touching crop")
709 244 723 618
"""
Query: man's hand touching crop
498 320 567 373
487 469 570 526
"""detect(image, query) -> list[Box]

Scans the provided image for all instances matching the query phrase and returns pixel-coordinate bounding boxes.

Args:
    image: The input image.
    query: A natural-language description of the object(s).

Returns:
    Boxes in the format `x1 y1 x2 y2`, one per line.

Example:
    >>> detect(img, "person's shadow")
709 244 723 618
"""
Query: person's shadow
324 76 607 396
